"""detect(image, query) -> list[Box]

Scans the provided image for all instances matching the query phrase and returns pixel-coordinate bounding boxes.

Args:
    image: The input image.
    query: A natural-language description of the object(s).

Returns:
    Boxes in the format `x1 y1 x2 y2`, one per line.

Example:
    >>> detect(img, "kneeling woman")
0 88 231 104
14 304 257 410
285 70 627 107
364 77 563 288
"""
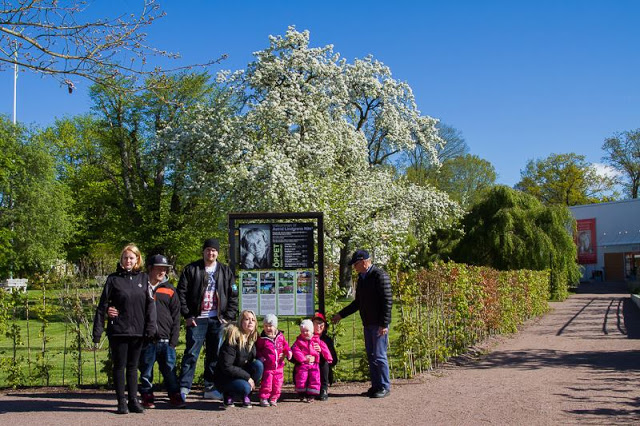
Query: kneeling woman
214 310 264 408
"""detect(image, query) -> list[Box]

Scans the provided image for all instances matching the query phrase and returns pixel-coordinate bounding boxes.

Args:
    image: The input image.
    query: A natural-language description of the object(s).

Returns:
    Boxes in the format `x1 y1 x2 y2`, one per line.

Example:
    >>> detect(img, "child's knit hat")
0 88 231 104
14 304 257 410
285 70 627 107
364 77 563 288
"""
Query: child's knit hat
300 319 313 332
264 313 278 329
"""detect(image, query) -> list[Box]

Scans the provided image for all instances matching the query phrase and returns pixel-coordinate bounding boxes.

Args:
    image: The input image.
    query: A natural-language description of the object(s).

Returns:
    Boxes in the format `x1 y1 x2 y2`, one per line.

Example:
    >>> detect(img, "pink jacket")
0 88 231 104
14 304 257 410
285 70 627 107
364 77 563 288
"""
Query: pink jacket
292 334 333 365
256 330 292 371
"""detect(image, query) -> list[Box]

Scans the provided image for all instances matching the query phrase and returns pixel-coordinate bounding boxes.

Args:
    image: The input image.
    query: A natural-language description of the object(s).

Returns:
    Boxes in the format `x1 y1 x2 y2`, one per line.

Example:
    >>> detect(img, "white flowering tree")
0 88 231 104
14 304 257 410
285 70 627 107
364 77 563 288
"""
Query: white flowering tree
167 27 460 288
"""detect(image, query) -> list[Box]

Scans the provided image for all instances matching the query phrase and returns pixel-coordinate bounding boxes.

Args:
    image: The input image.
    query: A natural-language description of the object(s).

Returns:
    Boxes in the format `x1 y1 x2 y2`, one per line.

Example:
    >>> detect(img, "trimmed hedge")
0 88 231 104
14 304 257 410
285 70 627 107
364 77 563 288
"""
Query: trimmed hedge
389 262 549 378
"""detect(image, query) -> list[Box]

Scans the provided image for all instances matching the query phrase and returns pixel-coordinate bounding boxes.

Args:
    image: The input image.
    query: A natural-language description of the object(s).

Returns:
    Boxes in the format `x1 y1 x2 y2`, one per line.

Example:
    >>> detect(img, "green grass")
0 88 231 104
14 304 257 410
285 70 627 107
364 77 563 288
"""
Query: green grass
0 302 379 389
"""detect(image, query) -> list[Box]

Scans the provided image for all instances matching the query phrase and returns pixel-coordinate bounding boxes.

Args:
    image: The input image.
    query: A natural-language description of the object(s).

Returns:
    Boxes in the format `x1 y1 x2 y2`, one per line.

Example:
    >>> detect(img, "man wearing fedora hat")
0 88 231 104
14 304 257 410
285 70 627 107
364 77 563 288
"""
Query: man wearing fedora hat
177 238 238 403
332 249 392 399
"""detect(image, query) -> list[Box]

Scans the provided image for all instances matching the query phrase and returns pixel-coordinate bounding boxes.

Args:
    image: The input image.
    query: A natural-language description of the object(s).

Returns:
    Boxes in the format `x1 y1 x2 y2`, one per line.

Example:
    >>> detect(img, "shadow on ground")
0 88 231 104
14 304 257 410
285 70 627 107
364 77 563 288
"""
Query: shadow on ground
574 281 631 295
473 348 640 371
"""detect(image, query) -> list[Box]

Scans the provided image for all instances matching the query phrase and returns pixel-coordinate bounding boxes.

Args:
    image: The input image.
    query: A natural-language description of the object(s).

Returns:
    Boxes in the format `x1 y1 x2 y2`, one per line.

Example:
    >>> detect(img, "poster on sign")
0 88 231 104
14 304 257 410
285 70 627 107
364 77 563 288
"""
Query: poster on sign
240 271 259 312
576 218 597 264
239 224 272 270
259 271 277 315
271 223 314 269
295 271 314 315
277 271 296 315
232 213 323 317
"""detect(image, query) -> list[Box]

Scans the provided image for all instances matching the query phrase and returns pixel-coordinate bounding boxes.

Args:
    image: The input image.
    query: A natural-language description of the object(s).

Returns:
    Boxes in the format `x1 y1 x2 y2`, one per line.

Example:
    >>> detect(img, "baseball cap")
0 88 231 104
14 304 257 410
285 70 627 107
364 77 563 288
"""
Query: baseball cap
147 254 171 268
348 249 370 265
312 312 326 322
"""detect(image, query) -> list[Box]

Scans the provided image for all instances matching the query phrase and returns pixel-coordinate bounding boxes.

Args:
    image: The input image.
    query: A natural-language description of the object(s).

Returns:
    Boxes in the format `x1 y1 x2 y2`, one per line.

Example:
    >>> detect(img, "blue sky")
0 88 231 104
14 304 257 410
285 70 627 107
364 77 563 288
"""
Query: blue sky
2 0 639 186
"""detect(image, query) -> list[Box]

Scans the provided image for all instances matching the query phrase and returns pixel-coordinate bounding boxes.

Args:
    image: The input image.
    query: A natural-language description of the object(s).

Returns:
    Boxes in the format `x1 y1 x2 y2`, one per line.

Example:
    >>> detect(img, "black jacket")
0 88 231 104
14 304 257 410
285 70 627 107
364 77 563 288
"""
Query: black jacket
338 265 392 328
319 332 338 368
214 334 257 388
177 259 238 322
151 279 181 347
92 265 156 343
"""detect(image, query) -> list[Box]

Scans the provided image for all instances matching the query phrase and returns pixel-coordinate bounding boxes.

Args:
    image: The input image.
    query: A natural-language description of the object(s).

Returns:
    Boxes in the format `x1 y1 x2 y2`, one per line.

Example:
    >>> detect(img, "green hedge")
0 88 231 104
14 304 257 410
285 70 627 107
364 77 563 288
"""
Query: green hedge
1 262 551 387
388 262 549 378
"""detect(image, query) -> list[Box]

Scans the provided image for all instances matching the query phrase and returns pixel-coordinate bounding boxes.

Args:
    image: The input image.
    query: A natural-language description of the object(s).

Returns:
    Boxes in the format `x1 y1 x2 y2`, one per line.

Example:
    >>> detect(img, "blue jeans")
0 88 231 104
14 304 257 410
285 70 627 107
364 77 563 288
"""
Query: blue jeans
219 360 263 400
139 340 179 395
179 317 225 393
363 325 390 391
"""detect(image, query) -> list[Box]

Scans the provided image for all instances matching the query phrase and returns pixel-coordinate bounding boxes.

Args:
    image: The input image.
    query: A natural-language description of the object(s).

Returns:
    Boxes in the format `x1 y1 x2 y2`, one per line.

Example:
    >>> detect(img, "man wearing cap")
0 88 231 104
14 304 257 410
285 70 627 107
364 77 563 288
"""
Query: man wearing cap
332 249 392 398
177 238 238 402
138 254 184 408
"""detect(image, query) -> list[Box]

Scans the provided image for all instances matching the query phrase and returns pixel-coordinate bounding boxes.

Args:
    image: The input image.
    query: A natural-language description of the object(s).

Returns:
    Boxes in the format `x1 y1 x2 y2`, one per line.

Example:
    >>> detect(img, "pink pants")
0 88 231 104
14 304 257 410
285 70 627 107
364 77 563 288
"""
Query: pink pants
259 368 284 401
294 363 320 395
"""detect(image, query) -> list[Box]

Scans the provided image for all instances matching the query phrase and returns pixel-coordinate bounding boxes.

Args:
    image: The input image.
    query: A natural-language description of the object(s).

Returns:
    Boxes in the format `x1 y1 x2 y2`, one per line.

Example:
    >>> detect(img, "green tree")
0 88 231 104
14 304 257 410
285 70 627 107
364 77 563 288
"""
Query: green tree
42 72 226 268
42 115 123 272
452 186 580 300
515 153 618 206
602 129 640 199
427 154 496 209
405 123 468 186
0 116 74 277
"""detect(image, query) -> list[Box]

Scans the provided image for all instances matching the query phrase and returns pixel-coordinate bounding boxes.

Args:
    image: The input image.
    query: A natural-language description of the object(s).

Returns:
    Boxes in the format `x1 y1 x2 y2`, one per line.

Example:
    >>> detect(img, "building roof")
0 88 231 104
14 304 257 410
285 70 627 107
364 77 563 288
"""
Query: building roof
599 229 640 247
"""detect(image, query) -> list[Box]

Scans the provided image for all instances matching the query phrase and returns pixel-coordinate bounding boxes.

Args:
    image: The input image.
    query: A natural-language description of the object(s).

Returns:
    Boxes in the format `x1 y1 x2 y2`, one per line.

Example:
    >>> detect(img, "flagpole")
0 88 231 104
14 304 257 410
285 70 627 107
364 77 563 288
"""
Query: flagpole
13 40 17 124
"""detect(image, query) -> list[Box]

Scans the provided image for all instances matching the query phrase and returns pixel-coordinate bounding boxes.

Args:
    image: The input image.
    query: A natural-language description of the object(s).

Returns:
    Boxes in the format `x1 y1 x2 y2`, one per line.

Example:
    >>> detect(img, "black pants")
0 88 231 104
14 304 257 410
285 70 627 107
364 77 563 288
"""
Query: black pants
110 336 144 401
319 359 330 391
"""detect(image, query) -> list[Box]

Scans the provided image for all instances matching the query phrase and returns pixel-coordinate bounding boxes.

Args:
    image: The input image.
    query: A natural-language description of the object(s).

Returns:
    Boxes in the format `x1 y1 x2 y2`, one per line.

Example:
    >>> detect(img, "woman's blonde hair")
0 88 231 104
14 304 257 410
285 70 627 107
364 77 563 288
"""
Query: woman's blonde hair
225 309 258 351
120 243 143 271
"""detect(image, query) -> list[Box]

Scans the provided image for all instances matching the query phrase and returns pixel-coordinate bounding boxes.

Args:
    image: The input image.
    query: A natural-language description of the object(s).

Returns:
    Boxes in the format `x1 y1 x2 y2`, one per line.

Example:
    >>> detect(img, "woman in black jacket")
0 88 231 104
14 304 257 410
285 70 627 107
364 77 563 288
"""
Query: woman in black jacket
93 244 156 414
214 310 264 408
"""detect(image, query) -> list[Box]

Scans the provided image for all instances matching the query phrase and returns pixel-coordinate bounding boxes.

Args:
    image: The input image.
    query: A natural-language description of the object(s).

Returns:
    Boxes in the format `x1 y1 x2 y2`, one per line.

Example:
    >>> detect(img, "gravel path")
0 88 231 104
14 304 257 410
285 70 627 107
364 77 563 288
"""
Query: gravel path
1 281 639 425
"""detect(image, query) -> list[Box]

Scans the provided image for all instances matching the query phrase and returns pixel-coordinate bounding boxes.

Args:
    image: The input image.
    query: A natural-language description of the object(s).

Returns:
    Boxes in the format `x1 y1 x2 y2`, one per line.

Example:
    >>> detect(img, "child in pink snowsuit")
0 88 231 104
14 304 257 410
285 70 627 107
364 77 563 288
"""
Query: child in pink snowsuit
255 314 292 407
292 319 333 402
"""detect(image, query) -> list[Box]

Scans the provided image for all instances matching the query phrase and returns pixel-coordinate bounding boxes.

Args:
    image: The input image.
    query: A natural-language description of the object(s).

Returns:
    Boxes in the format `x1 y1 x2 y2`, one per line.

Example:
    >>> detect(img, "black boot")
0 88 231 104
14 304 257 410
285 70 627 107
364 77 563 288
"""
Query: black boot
116 398 129 414
317 388 329 401
128 397 145 413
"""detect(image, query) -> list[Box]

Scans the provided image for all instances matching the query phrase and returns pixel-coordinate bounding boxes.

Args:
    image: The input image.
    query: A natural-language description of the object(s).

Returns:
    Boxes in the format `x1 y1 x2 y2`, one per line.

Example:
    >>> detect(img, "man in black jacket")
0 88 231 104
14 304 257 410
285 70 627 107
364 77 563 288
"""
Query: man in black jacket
332 249 392 399
177 238 238 403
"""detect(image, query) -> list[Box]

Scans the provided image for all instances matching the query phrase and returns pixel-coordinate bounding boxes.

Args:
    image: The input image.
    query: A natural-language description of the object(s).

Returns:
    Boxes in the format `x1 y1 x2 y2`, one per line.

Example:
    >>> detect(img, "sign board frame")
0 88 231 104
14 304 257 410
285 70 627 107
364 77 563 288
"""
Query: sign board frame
228 212 325 316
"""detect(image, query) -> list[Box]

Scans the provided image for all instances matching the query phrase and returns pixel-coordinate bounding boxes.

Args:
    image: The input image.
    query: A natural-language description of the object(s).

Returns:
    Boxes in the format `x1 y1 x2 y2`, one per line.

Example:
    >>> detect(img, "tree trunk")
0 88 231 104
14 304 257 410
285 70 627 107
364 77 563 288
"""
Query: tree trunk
338 239 353 294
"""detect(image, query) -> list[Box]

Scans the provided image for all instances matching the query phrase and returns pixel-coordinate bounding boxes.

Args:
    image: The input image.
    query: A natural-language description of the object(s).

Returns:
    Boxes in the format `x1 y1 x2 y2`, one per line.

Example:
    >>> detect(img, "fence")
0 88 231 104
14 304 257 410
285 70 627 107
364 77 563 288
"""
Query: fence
0 262 550 388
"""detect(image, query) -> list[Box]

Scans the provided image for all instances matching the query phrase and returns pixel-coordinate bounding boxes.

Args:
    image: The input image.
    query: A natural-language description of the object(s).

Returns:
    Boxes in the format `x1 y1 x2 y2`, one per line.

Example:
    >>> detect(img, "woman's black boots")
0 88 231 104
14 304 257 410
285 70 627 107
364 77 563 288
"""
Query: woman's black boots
128 397 145 413
116 398 129 414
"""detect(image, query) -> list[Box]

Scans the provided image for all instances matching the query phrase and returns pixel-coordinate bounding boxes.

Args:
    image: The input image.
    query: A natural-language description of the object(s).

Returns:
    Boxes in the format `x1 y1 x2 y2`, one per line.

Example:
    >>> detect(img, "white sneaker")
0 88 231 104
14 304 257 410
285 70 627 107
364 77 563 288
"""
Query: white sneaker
179 387 189 403
203 389 223 400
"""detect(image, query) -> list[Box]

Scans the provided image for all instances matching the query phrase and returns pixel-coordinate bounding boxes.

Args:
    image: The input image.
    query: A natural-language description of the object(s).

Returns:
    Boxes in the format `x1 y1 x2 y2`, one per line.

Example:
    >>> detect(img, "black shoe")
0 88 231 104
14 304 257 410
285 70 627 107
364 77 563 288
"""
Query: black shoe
128 397 145 413
316 389 329 401
362 386 376 397
371 388 390 398
116 399 129 414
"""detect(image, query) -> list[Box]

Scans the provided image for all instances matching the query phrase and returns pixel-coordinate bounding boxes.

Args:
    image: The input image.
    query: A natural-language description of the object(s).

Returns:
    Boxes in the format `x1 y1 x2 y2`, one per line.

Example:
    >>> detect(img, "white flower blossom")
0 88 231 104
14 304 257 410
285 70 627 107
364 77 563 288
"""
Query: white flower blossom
162 27 461 264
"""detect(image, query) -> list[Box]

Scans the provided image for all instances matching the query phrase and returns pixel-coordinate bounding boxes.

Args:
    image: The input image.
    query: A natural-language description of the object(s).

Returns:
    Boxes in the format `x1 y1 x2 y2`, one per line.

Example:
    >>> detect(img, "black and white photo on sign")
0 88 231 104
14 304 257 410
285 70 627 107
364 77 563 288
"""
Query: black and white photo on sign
239 224 272 269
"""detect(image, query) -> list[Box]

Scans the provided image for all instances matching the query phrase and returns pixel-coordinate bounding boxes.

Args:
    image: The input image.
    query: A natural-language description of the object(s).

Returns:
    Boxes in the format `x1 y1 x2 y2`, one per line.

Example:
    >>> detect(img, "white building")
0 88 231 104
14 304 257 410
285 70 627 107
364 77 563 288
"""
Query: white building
569 198 640 282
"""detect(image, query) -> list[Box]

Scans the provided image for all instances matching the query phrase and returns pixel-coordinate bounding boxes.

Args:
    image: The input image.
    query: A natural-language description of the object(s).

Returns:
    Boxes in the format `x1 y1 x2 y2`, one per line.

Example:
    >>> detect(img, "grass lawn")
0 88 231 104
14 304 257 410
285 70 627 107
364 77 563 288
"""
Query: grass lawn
0 301 390 389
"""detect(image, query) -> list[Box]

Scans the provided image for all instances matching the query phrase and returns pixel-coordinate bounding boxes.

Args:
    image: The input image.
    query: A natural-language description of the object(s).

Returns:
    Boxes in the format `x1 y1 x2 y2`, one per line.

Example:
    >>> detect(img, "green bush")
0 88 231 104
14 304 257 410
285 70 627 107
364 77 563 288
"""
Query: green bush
389 261 549 377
